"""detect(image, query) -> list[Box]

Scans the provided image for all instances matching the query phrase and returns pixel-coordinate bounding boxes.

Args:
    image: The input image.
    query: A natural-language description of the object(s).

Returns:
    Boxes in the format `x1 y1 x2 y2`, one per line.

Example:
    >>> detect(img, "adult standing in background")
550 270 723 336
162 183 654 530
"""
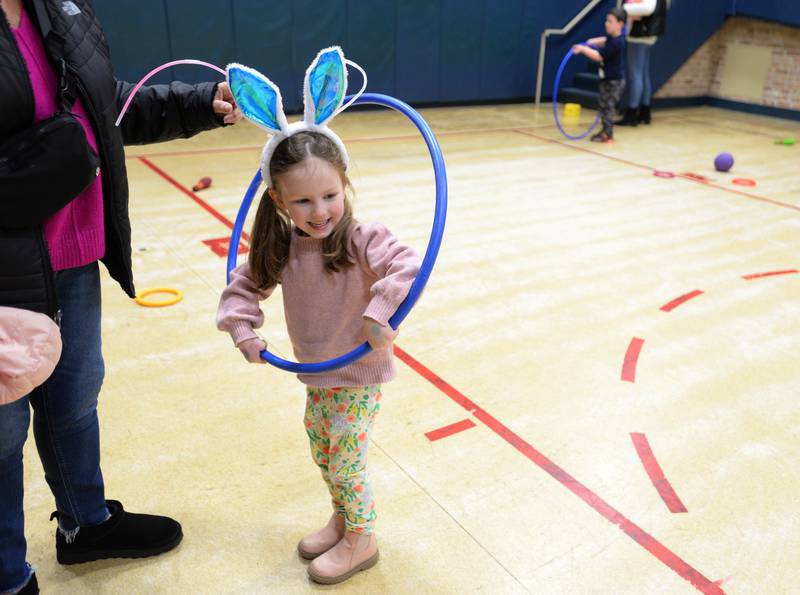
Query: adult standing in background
616 0 670 126
0 0 241 593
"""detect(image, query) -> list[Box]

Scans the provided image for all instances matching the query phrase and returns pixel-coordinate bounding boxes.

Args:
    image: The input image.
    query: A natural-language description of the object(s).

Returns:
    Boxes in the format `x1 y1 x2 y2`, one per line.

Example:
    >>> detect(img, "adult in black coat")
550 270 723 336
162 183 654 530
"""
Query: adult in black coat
0 1 241 592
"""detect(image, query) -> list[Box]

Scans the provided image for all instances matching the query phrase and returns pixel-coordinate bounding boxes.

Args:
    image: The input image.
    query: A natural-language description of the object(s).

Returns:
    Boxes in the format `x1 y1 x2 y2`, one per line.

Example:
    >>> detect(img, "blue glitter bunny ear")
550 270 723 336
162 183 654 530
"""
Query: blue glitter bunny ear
226 63 288 133
303 47 348 127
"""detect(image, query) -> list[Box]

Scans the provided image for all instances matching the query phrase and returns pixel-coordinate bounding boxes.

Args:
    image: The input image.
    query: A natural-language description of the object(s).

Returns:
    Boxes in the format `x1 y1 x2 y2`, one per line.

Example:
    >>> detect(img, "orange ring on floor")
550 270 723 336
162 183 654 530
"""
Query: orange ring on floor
134 287 183 307
732 178 757 187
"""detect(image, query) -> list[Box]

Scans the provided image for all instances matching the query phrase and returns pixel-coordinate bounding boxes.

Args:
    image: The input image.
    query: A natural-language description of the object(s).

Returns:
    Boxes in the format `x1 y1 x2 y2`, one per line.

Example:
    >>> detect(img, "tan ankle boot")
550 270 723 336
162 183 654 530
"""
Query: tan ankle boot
297 513 345 560
307 531 379 584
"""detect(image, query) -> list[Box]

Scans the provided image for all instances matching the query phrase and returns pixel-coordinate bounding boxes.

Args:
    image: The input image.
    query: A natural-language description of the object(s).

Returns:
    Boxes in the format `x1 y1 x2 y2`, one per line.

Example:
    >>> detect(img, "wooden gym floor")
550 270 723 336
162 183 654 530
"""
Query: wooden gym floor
20 103 800 594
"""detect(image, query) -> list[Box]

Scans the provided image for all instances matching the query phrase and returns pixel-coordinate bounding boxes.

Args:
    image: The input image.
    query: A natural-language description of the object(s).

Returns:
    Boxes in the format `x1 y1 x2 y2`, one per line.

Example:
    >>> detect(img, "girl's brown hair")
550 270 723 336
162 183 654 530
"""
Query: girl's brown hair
248 131 356 290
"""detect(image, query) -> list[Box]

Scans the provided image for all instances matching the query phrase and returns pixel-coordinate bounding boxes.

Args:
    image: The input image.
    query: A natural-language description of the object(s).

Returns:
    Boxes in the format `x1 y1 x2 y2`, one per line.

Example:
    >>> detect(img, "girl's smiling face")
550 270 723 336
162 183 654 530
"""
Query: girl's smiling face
269 156 346 239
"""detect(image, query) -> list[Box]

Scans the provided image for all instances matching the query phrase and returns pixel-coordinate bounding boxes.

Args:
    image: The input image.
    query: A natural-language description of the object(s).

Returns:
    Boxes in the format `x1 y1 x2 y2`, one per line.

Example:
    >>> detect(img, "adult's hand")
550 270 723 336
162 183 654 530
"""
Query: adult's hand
213 82 243 124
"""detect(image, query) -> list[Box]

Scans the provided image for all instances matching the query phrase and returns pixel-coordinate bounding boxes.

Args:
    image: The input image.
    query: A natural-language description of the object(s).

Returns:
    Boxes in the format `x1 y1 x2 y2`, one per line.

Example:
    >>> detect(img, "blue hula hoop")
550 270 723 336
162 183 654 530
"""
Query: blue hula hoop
227 92 448 374
552 44 601 141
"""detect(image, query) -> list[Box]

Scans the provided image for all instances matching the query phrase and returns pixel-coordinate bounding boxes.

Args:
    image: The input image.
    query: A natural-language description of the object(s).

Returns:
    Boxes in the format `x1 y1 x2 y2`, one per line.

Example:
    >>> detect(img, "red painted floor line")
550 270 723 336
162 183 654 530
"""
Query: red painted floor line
713 576 732 588
742 269 798 280
680 172 714 183
425 418 476 442
660 290 704 312
622 338 645 383
393 345 723 594
630 433 688 514
511 129 800 214
137 157 250 241
202 236 249 258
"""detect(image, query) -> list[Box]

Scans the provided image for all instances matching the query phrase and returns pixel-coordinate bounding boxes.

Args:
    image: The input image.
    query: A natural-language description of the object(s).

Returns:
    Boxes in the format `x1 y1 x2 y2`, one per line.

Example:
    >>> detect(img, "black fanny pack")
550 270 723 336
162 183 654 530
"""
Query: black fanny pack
0 111 100 228
0 0 100 229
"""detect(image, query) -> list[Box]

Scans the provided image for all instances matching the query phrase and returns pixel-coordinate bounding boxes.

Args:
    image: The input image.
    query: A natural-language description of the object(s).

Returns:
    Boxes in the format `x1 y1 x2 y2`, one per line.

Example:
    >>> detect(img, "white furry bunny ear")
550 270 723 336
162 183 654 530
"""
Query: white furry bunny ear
227 63 289 133
303 47 348 127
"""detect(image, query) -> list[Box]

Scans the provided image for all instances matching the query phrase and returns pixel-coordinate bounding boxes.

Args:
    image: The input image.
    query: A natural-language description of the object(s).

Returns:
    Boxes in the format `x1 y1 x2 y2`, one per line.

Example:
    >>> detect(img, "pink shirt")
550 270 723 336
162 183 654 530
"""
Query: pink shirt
12 6 105 271
217 223 421 388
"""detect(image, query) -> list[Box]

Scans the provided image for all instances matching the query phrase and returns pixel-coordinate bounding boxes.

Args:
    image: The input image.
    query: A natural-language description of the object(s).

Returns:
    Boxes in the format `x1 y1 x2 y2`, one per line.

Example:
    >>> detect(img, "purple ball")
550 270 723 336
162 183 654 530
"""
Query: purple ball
714 152 734 172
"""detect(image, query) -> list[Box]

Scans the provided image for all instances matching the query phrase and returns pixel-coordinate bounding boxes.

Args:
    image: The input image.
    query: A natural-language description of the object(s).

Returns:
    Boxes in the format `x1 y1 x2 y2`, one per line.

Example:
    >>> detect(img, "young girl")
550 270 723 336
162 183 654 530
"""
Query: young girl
217 48 420 585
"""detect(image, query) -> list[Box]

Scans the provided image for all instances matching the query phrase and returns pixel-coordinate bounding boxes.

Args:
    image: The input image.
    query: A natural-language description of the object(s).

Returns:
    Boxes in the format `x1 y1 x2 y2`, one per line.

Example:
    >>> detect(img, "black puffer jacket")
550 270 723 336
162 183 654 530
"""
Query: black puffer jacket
630 0 667 39
0 0 224 315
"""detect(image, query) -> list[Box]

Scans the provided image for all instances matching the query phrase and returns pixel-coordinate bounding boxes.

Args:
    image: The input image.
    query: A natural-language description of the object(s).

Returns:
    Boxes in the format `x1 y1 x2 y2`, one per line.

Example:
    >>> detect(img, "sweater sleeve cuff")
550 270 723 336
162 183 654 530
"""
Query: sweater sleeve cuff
363 296 399 327
228 320 259 347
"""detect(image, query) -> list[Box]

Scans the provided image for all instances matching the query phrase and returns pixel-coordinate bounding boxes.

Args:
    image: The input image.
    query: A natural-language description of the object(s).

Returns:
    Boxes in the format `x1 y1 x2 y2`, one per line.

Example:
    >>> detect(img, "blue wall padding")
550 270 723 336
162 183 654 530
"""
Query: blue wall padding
482 2 526 100
728 0 800 27
94 0 738 110
95 0 172 84
163 1 235 86
233 0 299 109
439 0 484 102
396 1 441 103
346 0 395 97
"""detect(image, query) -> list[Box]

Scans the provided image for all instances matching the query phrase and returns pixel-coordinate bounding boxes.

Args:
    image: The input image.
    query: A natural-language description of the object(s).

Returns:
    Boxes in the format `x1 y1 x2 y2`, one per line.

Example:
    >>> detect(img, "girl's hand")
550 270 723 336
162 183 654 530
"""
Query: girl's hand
572 44 584 55
362 317 398 351
238 337 267 364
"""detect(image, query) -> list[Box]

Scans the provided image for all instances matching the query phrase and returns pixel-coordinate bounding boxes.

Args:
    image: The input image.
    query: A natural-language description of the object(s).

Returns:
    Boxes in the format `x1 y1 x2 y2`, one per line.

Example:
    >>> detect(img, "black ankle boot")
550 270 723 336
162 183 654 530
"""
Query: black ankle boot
52 500 183 564
18 574 38 595
615 107 639 127
638 105 651 124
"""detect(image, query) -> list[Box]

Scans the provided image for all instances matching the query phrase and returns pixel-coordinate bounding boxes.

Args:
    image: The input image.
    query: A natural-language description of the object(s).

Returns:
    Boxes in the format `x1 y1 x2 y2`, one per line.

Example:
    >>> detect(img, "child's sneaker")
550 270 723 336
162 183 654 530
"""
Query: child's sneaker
591 131 613 143
307 531 379 584
297 513 345 560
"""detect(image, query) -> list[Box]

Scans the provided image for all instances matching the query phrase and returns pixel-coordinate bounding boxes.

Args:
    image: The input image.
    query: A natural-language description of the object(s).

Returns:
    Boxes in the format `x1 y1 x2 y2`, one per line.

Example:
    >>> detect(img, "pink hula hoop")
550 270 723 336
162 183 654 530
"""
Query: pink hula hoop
115 59 226 127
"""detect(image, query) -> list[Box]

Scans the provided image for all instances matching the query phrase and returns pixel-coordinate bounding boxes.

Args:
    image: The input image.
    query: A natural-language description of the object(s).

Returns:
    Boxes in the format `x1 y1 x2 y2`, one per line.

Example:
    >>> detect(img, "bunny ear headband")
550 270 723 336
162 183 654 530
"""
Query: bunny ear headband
226 46 367 188
114 47 365 188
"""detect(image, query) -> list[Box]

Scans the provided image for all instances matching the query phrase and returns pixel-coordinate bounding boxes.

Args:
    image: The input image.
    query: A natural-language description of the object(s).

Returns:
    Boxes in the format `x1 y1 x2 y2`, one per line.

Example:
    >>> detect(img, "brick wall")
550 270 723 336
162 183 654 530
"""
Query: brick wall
656 17 800 110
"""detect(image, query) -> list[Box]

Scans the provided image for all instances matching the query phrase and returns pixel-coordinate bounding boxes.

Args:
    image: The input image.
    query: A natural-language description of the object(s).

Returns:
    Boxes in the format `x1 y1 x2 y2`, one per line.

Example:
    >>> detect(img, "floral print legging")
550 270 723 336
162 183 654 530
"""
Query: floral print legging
304 385 381 534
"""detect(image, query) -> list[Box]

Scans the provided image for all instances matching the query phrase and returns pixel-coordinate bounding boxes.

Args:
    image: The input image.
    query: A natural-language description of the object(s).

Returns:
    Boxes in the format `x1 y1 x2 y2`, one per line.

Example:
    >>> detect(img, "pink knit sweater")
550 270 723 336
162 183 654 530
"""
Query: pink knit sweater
12 6 105 271
217 223 421 388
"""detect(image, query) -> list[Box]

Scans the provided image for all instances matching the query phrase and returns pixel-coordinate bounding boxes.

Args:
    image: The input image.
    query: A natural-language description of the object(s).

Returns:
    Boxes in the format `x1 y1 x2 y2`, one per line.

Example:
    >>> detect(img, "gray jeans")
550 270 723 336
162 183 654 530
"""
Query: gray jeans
599 79 626 135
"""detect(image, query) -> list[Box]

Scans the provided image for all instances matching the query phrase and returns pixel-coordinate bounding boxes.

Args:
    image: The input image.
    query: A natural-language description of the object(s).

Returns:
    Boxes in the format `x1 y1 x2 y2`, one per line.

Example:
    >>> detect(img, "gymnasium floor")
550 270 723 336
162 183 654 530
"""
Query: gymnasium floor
21 103 800 594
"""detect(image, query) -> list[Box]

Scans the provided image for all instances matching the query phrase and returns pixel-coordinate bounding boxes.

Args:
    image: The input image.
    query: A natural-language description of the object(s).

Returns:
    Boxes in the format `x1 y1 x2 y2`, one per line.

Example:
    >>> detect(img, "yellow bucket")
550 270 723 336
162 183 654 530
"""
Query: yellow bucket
564 103 581 118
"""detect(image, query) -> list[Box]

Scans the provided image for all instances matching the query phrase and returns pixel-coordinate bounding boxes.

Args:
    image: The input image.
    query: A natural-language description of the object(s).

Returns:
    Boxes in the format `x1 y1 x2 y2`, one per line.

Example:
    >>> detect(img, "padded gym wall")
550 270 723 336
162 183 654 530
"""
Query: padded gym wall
94 0 729 109
728 0 800 28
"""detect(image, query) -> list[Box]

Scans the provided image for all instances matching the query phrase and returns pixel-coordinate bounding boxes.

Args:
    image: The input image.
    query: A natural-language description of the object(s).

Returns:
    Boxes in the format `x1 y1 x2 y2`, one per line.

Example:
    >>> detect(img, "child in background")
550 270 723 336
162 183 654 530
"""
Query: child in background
573 7 628 142
217 49 420 585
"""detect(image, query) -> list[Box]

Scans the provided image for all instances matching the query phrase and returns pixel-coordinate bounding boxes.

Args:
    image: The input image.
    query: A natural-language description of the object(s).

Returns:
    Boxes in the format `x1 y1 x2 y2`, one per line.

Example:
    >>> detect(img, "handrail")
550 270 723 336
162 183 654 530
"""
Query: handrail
534 0 613 105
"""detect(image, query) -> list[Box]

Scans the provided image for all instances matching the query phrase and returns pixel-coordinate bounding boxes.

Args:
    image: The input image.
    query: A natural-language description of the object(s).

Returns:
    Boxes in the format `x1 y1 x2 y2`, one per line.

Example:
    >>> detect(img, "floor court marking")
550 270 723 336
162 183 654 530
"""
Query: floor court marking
625 272 797 381
139 157 725 593
742 269 798 280
622 338 645 383
393 345 724 594
630 432 688 514
424 418 476 442
660 290 705 312
511 128 800 213
138 157 250 243
202 236 249 258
